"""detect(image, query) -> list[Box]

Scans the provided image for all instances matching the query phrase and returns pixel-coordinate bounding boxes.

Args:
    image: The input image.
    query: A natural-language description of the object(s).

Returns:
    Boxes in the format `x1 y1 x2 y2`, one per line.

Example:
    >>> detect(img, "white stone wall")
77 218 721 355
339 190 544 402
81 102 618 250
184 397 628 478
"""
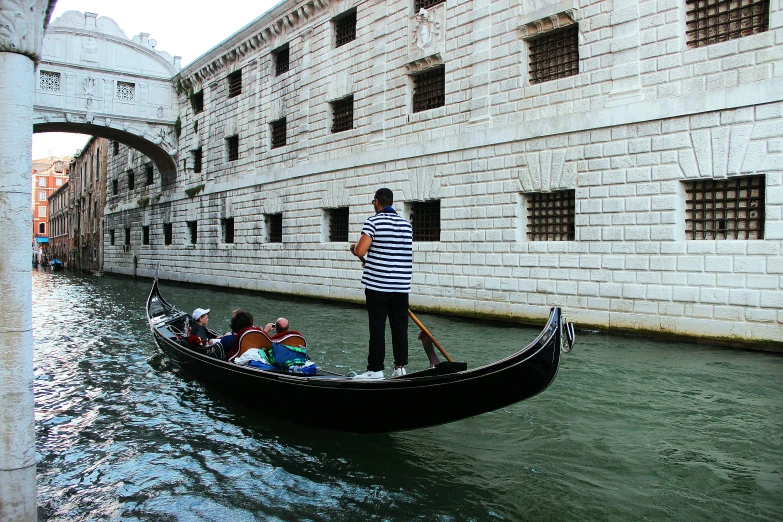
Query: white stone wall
105 0 783 345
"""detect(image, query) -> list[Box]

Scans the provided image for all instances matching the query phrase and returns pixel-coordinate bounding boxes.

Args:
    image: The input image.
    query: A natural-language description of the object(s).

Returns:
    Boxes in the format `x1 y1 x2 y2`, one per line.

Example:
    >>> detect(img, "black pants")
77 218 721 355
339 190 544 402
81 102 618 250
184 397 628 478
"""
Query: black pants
365 289 409 371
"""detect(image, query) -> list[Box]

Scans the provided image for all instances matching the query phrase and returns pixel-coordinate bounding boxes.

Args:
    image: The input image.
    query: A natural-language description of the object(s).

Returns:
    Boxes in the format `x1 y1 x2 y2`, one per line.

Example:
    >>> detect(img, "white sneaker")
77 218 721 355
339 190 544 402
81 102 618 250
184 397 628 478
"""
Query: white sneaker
353 370 384 380
392 367 406 378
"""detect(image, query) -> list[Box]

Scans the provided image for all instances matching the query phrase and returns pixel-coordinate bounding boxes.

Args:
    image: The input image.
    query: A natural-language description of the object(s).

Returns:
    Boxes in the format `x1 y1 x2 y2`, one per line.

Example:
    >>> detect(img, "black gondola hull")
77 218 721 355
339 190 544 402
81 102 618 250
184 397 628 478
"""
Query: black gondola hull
147 280 562 433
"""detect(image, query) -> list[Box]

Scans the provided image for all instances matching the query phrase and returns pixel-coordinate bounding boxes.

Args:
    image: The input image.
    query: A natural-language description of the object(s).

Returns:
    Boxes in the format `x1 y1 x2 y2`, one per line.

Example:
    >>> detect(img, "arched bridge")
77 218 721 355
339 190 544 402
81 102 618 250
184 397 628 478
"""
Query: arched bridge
34 11 180 177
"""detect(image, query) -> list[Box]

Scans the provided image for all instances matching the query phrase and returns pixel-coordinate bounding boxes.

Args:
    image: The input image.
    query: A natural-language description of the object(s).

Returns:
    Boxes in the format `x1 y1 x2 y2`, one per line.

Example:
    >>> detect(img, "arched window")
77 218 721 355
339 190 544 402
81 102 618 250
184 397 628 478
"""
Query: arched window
38 222 46 235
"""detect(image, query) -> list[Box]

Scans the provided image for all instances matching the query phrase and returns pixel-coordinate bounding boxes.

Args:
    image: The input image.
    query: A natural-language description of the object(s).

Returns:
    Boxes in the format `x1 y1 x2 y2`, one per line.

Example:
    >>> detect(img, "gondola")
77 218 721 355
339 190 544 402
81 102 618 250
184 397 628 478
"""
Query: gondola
146 277 574 433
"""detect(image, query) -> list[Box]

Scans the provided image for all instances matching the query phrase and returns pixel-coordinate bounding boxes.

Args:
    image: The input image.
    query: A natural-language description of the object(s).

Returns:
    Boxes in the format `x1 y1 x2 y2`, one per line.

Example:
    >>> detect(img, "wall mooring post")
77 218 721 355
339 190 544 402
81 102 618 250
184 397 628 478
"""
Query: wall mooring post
0 1 56 519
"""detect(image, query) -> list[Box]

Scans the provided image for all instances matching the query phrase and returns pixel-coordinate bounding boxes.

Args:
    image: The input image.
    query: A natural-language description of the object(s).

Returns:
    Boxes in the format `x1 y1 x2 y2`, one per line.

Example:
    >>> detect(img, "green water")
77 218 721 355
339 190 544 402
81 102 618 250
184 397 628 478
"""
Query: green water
33 270 782 520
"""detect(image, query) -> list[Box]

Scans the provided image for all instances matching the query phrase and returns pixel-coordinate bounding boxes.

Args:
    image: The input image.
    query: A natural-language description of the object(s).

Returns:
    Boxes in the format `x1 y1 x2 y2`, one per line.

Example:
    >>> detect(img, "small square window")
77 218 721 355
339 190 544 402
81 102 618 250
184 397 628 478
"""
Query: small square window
528 25 579 85
226 135 239 161
110 229 115 246
686 0 770 48
193 148 203 173
525 190 576 241
412 66 445 113
39 71 61 92
127 170 135 191
145 164 154 185
222 218 235 244
411 201 441 241
334 9 357 48
142 225 150 245
271 118 287 149
188 221 198 244
163 223 172 245
685 175 765 239
267 213 283 243
113 141 119 155
331 96 354 134
117 81 136 101
125 227 131 245
274 44 290 76
227 70 242 98
112 179 118 196
192 90 204 113
327 207 350 242
415 0 445 9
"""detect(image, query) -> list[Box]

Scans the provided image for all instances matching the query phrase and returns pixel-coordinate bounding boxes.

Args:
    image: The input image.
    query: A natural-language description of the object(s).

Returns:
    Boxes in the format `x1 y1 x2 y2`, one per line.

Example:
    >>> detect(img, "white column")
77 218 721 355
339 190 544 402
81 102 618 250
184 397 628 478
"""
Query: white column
1 1 53 518
0 51 37 522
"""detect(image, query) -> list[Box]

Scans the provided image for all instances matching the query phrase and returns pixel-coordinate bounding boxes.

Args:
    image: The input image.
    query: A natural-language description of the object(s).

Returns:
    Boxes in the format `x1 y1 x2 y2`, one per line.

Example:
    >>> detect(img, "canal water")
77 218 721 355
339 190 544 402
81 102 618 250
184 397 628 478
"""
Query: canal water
32 270 782 521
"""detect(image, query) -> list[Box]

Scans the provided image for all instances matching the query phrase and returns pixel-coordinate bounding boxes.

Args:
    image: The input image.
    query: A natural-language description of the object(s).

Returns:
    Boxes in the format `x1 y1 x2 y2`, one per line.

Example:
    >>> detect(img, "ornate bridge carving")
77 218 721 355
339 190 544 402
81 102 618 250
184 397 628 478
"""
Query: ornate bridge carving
33 11 180 177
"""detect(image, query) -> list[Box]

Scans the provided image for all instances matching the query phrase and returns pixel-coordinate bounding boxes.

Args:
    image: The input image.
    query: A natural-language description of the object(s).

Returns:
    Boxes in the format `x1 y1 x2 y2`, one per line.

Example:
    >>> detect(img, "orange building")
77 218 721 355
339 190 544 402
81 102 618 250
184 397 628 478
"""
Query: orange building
32 157 70 257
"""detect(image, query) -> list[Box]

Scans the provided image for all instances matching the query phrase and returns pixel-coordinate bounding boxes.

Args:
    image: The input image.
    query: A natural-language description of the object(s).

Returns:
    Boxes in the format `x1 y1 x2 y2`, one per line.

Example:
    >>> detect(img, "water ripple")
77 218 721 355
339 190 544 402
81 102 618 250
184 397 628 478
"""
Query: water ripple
32 271 783 521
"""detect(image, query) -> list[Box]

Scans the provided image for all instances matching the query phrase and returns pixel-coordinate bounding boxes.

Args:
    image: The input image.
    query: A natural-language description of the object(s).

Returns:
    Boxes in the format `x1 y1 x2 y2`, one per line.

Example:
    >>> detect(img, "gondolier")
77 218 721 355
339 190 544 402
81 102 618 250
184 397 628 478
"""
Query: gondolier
350 188 413 380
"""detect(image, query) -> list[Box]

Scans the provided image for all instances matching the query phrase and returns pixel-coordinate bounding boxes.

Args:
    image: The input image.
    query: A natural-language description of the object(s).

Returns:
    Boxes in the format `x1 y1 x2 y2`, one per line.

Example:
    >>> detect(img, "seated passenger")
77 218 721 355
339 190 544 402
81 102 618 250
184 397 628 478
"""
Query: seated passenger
208 309 255 356
187 308 211 345
263 317 303 340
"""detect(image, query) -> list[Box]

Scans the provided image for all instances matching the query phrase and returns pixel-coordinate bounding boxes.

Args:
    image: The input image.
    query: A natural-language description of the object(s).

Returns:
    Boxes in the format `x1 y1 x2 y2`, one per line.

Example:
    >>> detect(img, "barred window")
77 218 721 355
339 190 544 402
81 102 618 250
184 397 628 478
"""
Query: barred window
125 228 131 245
411 201 440 241
145 164 154 185
686 0 769 48
526 190 576 241
334 9 357 48
39 71 61 92
193 148 203 173
274 44 290 76
113 141 119 155
529 25 579 85
331 96 354 134
267 213 283 243
164 223 172 245
188 221 198 244
415 0 445 10
226 135 239 161
116 81 135 101
227 70 242 98
192 90 204 114
222 218 235 244
127 170 135 191
327 207 350 242
112 179 118 196
412 66 445 113
271 117 287 149
110 229 115 246
142 226 150 245
685 176 764 239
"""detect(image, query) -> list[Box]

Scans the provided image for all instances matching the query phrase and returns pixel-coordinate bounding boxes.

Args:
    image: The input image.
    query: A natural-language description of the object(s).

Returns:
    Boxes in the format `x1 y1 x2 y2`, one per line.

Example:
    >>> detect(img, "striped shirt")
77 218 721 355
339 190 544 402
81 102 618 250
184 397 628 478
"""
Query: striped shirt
360 209 413 293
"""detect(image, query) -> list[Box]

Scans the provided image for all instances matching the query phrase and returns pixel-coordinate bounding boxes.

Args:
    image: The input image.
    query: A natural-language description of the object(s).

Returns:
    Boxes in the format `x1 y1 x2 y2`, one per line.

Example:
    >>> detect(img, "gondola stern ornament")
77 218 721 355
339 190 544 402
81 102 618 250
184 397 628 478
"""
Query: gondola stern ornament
561 314 576 353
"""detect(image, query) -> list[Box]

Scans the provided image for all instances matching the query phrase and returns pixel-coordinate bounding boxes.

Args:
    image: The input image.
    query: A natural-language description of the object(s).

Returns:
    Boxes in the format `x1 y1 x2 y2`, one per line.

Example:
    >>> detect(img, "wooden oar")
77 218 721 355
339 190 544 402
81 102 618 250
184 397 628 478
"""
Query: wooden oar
407 309 454 363
356 253 454 363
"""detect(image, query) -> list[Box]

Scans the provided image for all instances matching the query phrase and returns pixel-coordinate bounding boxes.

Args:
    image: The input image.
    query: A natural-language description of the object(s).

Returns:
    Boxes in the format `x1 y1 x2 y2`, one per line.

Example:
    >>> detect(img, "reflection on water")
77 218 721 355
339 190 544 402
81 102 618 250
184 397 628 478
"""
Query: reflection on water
33 271 783 520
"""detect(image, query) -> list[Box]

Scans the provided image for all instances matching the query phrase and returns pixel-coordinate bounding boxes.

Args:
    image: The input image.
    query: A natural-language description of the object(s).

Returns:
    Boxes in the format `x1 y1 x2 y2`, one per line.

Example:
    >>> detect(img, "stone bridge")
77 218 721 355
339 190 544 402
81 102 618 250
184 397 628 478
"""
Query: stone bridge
34 10 180 176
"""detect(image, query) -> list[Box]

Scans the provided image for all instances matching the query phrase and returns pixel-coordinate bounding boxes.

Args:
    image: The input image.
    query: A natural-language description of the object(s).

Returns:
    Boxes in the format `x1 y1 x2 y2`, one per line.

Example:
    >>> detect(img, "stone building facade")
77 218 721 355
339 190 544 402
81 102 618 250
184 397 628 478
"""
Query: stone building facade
48 180 72 263
31 156 69 253
105 0 783 345
68 137 109 271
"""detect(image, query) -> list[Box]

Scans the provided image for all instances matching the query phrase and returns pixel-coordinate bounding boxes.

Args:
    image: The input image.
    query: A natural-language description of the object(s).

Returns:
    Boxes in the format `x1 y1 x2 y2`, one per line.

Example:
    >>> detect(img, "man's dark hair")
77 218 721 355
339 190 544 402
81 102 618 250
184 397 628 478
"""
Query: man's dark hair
230 309 254 332
375 188 394 208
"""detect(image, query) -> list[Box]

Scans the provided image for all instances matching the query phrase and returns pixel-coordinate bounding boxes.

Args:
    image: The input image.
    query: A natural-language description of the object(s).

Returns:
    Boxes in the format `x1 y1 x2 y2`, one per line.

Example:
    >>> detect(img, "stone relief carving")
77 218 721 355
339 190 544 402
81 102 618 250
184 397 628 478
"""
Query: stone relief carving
156 106 164 118
0 0 47 56
519 10 578 40
517 150 576 192
81 36 98 55
413 9 440 50
83 76 96 96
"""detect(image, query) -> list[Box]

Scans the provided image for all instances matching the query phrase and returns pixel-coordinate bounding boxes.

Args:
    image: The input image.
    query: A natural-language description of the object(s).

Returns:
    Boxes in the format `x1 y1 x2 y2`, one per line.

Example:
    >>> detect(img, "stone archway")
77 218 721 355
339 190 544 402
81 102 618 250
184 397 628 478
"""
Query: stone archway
34 10 181 178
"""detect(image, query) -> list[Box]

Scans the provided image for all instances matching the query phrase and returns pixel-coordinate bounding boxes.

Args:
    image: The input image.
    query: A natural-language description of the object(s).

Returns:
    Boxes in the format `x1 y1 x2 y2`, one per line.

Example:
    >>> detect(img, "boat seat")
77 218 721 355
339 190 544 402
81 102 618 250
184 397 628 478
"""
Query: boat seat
230 330 273 362
272 333 306 348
